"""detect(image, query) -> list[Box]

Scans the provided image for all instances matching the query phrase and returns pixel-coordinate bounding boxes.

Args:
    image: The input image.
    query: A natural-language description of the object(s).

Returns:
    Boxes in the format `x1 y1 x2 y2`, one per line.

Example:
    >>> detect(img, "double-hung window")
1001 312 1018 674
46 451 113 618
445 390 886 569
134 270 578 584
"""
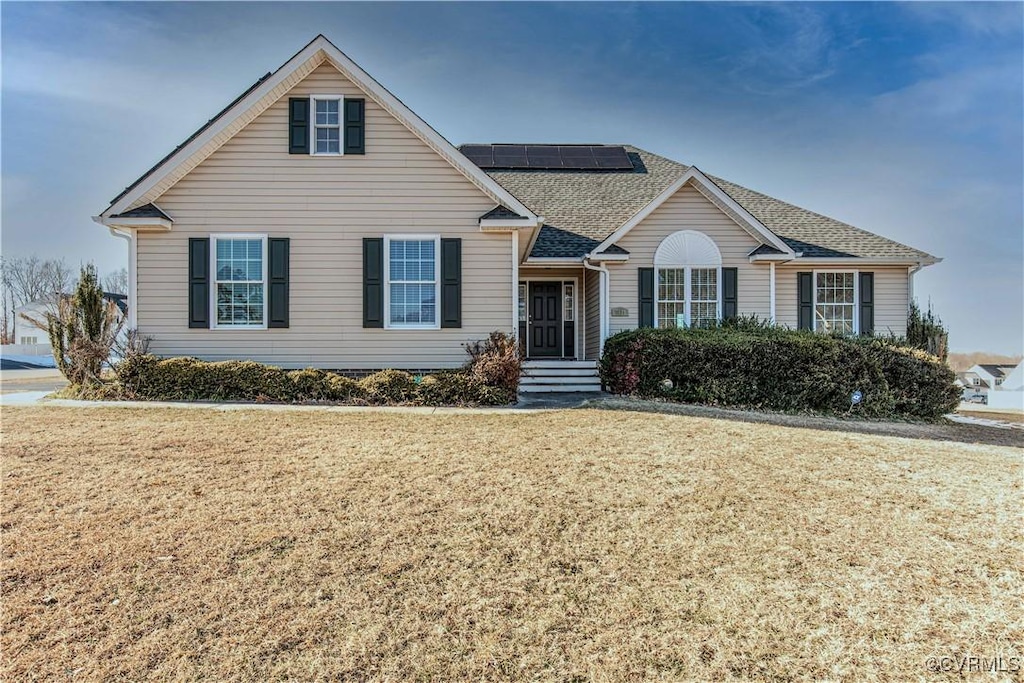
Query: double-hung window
656 267 719 329
386 236 439 329
813 271 857 335
213 235 267 328
311 96 342 155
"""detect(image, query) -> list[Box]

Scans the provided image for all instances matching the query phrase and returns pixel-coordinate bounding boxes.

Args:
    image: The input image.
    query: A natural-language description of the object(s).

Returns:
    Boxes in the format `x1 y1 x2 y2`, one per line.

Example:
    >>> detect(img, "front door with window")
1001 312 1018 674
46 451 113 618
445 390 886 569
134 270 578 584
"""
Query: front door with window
528 282 562 357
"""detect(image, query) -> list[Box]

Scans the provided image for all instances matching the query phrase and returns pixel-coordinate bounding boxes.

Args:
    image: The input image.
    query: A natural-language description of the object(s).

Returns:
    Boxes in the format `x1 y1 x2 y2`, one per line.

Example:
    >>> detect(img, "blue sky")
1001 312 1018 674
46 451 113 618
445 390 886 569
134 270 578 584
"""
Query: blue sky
2 2 1022 354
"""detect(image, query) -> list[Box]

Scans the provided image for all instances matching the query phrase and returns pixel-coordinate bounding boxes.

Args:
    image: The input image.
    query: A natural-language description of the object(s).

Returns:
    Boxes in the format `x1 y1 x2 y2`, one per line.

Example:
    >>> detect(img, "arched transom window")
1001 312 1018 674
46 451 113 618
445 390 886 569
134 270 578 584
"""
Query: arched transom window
653 230 722 328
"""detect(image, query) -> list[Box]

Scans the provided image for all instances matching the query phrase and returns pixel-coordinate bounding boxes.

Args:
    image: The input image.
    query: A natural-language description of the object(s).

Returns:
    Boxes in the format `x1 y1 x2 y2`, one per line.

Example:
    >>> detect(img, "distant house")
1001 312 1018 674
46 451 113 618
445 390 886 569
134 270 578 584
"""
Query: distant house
12 301 52 349
6 293 128 355
962 362 1024 412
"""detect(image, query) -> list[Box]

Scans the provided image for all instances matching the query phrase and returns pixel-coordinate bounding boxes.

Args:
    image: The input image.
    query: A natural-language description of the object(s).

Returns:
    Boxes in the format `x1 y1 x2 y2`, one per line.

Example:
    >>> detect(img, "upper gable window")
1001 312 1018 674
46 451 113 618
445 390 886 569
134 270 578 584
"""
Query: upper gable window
312 96 342 155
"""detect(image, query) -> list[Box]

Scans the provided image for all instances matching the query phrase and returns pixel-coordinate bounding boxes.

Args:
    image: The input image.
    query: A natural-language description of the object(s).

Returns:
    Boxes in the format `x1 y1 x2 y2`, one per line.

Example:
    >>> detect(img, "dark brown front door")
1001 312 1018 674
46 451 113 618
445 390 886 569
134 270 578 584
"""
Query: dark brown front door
528 282 562 357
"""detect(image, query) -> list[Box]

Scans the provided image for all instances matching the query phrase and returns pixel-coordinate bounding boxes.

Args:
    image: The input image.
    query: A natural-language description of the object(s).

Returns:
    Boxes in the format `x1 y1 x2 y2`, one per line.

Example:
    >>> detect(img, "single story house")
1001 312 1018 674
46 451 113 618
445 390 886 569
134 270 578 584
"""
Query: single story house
94 35 941 390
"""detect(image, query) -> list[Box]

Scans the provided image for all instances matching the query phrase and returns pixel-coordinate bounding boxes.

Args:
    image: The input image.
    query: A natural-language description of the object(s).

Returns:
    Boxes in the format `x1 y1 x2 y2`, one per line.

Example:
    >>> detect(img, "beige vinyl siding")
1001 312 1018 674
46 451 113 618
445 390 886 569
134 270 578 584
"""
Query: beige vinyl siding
606 184 770 335
137 64 509 369
518 266 585 359
584 268 600 360
774 265 910 336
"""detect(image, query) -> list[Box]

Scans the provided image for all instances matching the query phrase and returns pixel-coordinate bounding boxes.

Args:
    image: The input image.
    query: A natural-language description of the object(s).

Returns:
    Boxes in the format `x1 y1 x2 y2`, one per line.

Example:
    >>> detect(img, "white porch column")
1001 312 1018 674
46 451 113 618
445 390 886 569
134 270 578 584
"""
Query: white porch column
769 262 776 322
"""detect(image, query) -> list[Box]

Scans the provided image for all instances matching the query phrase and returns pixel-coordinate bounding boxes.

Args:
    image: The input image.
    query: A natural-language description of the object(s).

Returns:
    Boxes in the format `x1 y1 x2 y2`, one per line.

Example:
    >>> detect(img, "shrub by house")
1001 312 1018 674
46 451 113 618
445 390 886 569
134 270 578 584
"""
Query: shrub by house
599 326 960 419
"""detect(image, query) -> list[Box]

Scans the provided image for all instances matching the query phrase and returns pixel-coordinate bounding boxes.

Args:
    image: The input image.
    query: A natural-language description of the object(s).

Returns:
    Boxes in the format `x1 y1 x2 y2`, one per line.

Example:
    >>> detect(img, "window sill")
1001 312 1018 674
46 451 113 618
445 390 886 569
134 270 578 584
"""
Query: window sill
384 324 441 331
209 324 269 331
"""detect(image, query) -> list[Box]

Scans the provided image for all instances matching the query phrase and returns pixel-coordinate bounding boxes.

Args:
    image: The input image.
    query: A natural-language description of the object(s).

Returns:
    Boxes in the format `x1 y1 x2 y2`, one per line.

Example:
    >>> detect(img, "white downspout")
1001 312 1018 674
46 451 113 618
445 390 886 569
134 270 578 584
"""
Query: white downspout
908 265 920 312
583 257 610 355
511 229 519 337
107 227 137 329
769 262 776 322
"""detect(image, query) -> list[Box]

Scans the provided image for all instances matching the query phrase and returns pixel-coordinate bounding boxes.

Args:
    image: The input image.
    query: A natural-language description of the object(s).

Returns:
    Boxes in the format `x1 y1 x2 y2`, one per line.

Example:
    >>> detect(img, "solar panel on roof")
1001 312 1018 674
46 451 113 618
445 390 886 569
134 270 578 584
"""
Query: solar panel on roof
526 145 563 168
462 144 634 170
460 145 493 166
558 146 598 169
492 145 528 168
592 146 633 169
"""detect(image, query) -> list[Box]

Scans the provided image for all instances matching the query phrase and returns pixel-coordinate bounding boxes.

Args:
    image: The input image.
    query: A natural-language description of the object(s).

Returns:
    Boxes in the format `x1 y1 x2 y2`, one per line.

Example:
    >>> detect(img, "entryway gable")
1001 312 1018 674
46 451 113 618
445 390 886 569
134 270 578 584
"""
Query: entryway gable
592 168 794 257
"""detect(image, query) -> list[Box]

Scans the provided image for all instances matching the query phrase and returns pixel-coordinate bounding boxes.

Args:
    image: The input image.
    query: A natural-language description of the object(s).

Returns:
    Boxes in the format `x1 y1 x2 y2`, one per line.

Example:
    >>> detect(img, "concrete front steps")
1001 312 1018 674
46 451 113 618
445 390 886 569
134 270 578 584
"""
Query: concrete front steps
520 359 602 393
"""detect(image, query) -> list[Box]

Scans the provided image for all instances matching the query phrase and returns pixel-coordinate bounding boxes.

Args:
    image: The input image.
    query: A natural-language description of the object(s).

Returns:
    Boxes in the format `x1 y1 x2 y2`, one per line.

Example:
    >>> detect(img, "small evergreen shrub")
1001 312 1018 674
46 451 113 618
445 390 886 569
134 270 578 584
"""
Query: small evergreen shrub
600 326 959 419
360 369 418 404
416 371 486 406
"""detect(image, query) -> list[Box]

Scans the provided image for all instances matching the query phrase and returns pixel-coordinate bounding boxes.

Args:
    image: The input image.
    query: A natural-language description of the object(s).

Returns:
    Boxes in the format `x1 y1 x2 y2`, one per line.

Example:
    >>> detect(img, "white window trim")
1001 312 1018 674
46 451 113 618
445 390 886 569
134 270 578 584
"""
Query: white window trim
309 95 345 156
653 266 722 328
563 282 575 322
384 234 442 330
811 269 859 335
210 233 268 330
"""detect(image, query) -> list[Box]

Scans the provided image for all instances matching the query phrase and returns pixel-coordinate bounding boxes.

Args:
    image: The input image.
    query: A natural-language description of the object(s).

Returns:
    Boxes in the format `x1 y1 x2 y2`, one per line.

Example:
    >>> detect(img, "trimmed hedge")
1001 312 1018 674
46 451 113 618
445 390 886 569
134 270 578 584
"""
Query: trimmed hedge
115 356 514 406
110 332 522 407
599 326 960 419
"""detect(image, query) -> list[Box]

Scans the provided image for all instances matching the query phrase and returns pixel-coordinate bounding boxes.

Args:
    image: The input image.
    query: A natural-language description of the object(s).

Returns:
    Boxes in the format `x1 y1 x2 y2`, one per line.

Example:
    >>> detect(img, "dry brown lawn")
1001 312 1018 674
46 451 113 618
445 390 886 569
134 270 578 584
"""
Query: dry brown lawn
2 406 1021 681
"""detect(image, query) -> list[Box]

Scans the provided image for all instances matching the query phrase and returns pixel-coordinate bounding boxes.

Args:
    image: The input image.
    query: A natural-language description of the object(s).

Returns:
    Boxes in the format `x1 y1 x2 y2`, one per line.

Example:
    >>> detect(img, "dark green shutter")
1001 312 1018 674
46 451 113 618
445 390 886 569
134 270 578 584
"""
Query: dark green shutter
344 98 365 155
859 272 874 336
722 267 738 320
188 238 210 328
363 238 383 328
638 268 655 328
797 271 813 330
440 238 462 328
268 238 289 328
288 98 309 154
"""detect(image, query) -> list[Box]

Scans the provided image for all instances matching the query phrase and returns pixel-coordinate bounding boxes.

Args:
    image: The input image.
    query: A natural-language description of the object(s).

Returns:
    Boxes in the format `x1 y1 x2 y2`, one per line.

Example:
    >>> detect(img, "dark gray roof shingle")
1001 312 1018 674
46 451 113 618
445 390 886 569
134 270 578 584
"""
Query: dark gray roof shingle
109 203 172 221
480 205 527 220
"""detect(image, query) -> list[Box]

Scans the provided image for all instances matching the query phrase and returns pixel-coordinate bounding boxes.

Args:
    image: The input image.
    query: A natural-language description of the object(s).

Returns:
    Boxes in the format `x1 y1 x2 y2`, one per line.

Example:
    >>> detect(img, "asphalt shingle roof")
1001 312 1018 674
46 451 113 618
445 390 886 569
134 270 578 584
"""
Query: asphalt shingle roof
109 203 172 221
462 144 936 262
978 364 1017 379
480 206 527 220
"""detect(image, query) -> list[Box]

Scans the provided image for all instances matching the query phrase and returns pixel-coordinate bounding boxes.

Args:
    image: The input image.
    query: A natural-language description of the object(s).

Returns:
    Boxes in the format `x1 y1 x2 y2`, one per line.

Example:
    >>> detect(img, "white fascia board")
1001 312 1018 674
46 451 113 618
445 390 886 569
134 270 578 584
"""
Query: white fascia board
93 215 171 231
479 218 538 231
586 252 629 262
523 257 584 266
782 256 943 267
103 35 538 222
748 253 800 262
593 166 794 256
